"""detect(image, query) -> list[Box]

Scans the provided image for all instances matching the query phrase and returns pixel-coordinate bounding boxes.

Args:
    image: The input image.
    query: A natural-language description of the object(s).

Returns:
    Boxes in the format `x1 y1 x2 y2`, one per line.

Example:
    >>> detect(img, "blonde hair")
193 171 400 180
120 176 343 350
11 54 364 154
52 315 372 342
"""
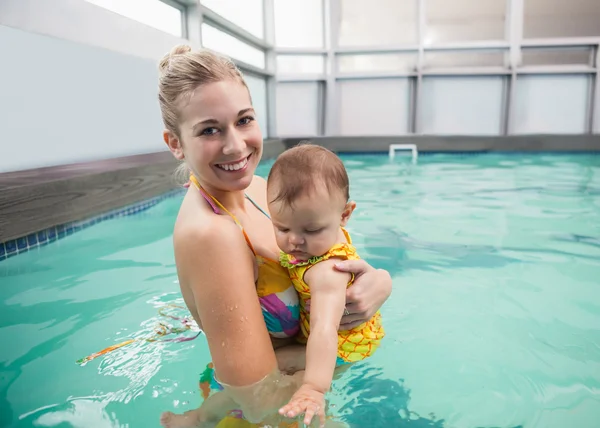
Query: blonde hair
267 143 350 207
157 45 250 182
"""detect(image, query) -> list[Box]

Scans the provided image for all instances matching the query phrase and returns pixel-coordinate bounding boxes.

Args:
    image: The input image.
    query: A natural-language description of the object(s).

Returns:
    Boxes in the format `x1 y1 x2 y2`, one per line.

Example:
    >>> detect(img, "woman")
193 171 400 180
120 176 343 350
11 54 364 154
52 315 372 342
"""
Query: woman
157 45 392 427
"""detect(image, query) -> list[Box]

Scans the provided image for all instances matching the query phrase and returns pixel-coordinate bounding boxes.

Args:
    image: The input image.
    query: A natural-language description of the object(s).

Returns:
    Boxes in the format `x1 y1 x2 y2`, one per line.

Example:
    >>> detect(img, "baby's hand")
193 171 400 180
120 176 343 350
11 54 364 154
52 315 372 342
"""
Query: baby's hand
279 384 326 427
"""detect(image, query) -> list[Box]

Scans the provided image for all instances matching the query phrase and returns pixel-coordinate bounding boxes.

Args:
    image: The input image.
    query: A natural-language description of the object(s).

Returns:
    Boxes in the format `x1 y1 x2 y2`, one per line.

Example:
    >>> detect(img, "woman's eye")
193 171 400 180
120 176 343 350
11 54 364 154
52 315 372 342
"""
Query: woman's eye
201 127 219 136
238 116 255 126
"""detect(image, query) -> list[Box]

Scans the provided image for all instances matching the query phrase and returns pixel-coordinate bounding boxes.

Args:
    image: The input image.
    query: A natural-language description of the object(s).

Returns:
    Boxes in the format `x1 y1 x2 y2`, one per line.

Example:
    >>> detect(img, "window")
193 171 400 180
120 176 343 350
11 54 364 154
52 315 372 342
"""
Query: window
524 0 600 39
277 55 325 74
425 0 507 45
201 24 266 69
420 76 505 135
274 0 324 48
513 75 590 134
521 47 593 67
423 50 507 69
244 74 269 138
85 0 183 37
338 79 411 136
276 82 323 136
338 0 417 47
202 0 264 39
337 53 418 73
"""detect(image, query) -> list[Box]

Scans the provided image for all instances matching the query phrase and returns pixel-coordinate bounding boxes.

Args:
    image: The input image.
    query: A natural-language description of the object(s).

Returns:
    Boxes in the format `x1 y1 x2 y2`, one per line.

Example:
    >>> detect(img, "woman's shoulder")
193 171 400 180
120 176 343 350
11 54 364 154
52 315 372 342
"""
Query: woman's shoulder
173 193 244 254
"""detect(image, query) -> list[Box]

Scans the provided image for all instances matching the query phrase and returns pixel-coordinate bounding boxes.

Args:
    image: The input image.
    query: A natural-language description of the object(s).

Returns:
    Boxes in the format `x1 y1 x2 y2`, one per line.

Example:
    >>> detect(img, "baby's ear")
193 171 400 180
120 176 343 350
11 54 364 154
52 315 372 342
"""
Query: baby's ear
340 201 356 226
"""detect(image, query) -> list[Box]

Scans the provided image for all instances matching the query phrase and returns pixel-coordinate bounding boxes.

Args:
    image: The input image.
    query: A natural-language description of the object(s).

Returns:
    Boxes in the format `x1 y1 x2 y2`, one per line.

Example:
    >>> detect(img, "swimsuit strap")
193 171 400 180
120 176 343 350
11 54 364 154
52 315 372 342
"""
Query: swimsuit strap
341 226 352 244
245 193 271 219
189 175 258 255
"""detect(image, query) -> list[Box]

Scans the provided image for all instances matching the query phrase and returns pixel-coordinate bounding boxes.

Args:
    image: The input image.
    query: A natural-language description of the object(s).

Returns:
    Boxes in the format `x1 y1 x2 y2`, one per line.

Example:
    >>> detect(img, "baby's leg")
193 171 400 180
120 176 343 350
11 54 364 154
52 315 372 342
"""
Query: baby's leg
275 344 307 374
160 391 238 428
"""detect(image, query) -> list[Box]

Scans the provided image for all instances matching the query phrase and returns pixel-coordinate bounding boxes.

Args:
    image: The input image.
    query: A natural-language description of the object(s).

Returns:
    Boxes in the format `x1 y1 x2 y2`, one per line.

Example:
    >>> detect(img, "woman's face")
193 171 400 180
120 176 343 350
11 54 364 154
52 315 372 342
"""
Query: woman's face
164 79 262 193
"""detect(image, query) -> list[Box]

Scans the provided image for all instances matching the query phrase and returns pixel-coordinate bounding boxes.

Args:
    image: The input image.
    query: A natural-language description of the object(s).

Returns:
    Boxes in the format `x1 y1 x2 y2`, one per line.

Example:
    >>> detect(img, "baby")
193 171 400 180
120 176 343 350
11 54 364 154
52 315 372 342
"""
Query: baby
266 143 385 427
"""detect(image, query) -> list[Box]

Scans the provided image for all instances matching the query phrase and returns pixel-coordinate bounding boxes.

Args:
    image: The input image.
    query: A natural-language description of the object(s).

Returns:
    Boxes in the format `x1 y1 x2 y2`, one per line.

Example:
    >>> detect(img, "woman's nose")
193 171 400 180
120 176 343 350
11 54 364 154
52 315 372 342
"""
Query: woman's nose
223 130 245 156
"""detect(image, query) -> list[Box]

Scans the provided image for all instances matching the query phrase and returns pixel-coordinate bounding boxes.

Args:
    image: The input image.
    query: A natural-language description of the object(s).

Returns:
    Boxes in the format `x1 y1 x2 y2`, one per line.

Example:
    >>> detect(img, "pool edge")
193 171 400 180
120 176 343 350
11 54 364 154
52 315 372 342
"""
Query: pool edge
0 187 185 262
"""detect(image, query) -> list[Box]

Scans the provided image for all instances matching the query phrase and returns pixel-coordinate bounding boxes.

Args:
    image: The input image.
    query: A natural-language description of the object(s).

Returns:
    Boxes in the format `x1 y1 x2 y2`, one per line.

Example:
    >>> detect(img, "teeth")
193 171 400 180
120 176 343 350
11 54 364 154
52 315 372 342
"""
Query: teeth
217 157 248 171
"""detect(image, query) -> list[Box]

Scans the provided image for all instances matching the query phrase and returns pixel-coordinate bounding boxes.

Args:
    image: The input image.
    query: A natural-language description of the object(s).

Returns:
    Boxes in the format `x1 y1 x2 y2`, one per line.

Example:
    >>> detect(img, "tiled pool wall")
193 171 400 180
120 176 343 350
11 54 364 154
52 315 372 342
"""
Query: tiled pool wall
0 187 185 262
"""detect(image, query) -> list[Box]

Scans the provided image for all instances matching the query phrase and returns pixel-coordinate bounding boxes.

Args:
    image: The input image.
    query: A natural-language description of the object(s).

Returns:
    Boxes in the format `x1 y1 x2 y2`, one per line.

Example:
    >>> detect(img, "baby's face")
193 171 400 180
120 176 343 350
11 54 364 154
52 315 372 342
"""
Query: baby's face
269 185 354 261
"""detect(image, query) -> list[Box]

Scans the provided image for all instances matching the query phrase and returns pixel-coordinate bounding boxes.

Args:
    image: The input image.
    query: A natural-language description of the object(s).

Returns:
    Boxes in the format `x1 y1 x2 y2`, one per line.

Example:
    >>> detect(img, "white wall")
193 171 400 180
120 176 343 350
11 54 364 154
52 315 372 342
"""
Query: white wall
0 0 188 173
0 24 169 173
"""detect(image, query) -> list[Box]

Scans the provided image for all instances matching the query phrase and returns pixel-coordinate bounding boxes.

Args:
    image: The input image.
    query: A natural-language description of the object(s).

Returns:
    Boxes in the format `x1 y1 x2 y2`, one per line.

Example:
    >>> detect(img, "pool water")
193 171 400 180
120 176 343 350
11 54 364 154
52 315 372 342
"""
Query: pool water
1 153 599 428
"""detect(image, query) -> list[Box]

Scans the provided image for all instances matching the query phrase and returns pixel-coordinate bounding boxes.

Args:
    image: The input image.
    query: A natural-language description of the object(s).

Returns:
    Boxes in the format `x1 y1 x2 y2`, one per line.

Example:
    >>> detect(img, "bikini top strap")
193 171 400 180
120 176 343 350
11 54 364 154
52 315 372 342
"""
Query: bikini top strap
189 175 257 255
341 226 353 244
245 193 271 219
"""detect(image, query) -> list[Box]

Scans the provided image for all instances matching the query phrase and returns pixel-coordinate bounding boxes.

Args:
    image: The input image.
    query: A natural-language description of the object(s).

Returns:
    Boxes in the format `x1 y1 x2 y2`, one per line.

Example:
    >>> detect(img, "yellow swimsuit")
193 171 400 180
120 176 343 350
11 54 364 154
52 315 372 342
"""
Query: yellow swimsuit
280 228 385 364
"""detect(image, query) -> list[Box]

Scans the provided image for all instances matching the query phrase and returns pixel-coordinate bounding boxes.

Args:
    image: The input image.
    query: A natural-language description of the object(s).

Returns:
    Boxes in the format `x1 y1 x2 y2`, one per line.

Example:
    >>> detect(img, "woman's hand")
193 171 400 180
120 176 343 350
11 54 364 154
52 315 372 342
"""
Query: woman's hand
304 260 392 330
335 259 392 329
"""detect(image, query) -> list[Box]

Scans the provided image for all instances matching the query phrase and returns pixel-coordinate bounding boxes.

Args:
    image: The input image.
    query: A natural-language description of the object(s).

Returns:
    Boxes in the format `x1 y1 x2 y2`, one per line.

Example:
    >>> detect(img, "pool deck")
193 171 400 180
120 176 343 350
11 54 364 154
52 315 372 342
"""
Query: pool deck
1 134 599 249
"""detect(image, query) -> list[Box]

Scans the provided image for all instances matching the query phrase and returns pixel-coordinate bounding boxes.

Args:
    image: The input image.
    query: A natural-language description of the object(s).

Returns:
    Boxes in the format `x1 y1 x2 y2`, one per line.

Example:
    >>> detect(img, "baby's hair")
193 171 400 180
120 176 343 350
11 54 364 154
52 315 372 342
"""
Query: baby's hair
267 142 349 207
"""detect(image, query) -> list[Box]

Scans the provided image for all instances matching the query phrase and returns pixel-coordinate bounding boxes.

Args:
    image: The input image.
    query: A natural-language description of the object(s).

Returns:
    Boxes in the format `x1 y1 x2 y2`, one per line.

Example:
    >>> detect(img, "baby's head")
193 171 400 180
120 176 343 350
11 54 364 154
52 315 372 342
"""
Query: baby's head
267 143 356 261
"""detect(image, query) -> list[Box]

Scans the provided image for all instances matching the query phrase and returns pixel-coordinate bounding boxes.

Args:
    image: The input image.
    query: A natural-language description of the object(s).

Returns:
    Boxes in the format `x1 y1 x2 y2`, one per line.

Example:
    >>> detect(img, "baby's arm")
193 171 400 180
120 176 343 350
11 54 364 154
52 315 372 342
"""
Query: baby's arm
278 259 350 426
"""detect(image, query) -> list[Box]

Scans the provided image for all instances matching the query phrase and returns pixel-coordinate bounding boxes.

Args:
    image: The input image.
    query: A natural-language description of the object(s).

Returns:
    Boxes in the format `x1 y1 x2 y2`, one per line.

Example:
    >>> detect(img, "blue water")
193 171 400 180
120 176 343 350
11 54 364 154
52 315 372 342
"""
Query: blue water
1 154 599 427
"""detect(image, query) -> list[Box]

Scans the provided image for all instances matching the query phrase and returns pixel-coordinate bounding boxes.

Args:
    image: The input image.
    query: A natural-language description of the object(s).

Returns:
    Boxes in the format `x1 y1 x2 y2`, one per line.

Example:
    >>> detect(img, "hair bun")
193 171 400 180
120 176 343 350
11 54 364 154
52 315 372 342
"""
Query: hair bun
159 44 192 75
170 45 192 56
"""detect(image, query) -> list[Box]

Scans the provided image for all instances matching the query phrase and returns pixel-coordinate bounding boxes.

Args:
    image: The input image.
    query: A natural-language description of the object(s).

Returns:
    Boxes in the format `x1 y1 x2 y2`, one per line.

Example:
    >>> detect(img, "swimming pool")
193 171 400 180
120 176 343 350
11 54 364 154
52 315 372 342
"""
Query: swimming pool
1 153 599 428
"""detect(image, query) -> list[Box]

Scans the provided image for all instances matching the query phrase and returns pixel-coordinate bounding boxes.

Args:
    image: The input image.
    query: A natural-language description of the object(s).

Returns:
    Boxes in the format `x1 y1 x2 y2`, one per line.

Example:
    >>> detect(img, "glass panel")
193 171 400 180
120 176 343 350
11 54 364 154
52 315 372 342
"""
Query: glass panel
424 50 507 68
338 0 417 47
277 55 325 74
338 79 411 136
522 47 593 66
425 0 507 44
202 0 264 39
201 24 266 69
524 0 600 38
513 75 590 134
276 82 322 136
274 0 323 48
420 76 505 135
85 0 182 37
337 53 418 73
244 74 269 138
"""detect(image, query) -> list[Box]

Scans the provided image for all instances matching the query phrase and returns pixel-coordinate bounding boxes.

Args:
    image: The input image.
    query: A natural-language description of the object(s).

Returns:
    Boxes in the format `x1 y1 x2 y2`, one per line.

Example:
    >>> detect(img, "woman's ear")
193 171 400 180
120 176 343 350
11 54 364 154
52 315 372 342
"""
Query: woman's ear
340 201 357 226
164 130 184 160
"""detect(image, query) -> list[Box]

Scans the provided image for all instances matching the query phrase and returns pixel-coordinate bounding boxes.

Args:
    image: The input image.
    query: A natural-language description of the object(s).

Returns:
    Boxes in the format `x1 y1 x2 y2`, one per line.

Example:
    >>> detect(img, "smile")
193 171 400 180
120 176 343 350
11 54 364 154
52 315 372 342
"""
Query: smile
216 153 252 172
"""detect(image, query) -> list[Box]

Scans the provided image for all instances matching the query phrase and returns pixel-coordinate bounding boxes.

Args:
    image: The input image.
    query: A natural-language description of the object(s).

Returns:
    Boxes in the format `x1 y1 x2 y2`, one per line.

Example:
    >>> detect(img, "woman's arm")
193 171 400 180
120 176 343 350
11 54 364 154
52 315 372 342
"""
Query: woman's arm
174 218 302 421
336 259 392 330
